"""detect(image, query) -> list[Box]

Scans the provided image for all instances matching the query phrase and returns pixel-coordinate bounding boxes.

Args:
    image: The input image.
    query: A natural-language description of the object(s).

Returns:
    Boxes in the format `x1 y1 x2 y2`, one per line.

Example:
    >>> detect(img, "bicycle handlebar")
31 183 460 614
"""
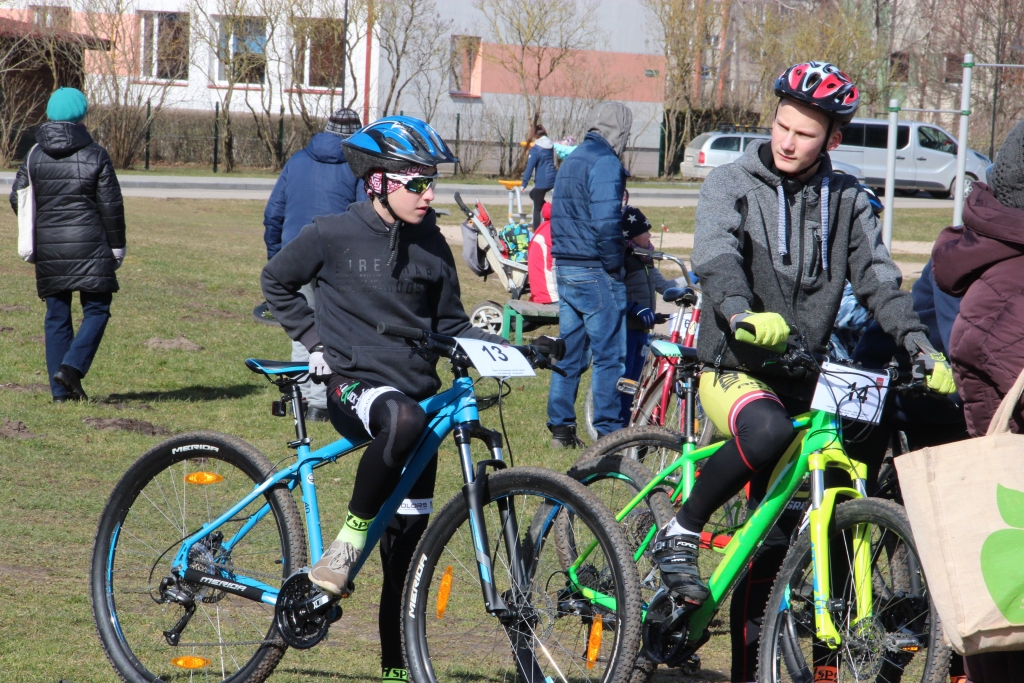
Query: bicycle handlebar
377 322 425 341
453 192 474 219
377 325 562 375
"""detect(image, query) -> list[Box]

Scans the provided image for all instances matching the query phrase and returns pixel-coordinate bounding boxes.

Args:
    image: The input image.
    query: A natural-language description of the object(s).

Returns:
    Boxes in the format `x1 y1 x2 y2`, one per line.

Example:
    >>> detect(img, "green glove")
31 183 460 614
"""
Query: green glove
916 349 957 395
730 311 790 353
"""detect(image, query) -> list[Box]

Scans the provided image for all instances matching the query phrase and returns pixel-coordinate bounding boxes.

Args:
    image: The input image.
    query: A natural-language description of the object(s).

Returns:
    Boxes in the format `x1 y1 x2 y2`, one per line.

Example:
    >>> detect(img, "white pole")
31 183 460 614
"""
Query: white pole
883 98 899 252
953 53 974 227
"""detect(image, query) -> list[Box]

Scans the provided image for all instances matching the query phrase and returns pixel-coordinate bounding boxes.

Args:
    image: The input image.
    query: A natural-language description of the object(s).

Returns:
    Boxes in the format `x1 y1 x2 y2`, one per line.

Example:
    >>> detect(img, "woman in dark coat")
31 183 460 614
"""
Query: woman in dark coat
9 88 126 402
933 119 1024 683
521 124 557 228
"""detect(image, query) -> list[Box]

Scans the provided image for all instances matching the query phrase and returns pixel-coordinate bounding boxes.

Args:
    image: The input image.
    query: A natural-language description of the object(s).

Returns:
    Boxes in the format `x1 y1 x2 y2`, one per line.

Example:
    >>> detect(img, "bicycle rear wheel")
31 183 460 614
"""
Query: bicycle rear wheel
631 374 715 454
91 432 305 683
403 467 642 683
758 497 951 683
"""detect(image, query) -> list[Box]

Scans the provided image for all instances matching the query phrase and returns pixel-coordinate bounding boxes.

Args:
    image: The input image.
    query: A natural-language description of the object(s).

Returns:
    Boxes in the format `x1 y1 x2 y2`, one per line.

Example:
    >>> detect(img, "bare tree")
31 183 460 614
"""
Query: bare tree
474 0 600 172
0 26 52 166
374 0 452 117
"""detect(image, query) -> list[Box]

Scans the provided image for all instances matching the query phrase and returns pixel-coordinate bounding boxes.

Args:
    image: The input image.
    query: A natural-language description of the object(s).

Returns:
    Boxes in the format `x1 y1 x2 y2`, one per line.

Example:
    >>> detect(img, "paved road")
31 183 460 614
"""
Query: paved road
0 172 955 209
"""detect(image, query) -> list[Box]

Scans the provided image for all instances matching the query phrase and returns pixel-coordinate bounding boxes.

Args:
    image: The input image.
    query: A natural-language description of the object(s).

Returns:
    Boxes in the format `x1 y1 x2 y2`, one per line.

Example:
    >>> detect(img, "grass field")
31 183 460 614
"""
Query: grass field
0 196 951 682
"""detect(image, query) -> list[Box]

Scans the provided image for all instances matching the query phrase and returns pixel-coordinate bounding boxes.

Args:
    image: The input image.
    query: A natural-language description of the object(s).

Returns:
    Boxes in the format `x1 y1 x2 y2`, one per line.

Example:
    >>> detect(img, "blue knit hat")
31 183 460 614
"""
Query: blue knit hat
46 88 88 123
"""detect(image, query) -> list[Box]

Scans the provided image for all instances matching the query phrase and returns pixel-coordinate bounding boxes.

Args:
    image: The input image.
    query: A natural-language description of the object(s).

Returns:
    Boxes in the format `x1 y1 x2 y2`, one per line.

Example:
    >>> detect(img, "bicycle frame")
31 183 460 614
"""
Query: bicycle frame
168 373 519 614
572 408 872 649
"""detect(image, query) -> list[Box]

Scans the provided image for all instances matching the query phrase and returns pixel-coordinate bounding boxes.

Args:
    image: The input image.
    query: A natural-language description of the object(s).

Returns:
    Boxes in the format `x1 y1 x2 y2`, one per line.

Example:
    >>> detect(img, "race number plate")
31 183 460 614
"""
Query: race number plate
810 361 889 424
455 338 536 378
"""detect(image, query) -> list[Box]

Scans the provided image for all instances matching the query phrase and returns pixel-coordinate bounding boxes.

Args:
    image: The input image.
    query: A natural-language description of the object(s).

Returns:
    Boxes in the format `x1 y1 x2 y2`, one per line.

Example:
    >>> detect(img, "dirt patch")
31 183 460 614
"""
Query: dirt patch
1 383 49 393
0 304 30 312
0 419 37 439
83 417 171 436
144 335 203 351
0 326 13 332
28 335 45 344
0 563 51 582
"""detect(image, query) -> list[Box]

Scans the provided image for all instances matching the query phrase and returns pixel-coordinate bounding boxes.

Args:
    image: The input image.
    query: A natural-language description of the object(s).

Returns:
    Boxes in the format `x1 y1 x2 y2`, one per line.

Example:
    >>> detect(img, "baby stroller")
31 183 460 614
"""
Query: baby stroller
458 182 556 337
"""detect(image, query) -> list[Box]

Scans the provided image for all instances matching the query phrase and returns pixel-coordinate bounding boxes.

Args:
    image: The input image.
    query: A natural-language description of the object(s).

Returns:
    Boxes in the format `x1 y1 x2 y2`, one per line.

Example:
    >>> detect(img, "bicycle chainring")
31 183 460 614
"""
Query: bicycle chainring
642 588 693 666
274 571 341 650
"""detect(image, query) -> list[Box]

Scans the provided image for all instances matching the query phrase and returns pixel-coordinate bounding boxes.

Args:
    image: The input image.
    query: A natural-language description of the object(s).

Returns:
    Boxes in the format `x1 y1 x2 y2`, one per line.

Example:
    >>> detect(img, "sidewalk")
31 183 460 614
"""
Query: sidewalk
0 172 953 209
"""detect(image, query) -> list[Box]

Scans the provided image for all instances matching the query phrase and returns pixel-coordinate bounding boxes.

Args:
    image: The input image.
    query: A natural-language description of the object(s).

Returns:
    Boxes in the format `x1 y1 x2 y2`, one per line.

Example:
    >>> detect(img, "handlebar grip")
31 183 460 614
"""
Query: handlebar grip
453 192 474 218
376 323 424 341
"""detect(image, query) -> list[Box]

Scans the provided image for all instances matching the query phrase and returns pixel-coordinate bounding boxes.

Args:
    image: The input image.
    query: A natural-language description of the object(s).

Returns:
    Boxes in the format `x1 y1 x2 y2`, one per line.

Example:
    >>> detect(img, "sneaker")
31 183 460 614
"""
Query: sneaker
652 529 709 605
309 540 360 596
305 406 330 423
53 365 87 401
549 424 585 449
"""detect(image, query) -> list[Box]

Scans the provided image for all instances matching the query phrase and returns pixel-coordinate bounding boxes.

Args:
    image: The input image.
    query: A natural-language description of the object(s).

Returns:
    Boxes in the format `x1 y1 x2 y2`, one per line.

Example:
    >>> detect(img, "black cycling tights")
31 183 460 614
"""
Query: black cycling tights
675 396 795 533
327 376 436 669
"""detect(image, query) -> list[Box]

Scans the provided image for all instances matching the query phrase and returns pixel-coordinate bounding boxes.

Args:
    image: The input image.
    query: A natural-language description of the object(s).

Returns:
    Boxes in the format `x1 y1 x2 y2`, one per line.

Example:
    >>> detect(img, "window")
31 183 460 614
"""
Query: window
140 12 189 80
218 16 266 84
293 19 346 89
890 51 910 83
864 124 910 149
944 53 962 84
687 133 712 150
449 35 481 97
919 126 956 155
709 136 740 151
839 123 864 147
31 4 71 29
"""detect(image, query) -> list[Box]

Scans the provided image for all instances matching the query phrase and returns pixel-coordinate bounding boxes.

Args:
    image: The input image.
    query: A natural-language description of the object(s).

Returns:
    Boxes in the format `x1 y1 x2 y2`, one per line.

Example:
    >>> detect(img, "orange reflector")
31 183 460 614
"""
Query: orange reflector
436 565 453 619
185 471 223 485
171 655 210 669
586 613 603 669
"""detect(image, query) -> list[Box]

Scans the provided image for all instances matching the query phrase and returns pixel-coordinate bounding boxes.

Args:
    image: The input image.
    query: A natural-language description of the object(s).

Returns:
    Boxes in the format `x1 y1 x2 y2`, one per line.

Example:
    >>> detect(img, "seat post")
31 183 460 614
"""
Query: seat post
285 382 308 442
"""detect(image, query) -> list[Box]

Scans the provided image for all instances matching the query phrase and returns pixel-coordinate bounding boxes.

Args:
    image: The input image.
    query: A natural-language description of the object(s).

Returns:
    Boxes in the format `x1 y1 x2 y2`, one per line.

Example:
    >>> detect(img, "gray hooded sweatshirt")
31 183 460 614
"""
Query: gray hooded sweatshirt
692 139 928 392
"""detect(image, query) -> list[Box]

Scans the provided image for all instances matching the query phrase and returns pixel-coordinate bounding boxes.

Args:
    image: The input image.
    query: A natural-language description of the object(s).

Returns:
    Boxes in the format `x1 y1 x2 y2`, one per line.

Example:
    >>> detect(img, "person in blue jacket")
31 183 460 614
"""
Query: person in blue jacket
262 107 365 421
546 101 633 447
521 124 557 228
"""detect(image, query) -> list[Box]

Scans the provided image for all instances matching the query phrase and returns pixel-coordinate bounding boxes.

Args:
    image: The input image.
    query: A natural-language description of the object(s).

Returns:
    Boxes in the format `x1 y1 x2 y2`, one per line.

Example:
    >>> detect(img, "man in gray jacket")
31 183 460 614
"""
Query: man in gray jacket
649 62 956 682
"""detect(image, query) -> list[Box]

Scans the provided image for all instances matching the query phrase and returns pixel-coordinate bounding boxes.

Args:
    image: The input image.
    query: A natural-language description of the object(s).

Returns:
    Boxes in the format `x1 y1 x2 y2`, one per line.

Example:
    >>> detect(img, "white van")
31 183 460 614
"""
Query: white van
832 118 990 198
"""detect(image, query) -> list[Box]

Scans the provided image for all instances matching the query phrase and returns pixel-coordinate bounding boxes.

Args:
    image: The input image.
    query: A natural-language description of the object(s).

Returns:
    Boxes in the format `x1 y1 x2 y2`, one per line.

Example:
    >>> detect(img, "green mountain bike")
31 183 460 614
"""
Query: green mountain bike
562 339 951 683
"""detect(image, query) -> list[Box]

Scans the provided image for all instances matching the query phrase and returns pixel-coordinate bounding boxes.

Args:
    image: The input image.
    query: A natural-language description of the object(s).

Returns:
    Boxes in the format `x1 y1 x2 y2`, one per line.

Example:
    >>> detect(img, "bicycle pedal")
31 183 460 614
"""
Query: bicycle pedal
338 581 355 598
616 378 639 395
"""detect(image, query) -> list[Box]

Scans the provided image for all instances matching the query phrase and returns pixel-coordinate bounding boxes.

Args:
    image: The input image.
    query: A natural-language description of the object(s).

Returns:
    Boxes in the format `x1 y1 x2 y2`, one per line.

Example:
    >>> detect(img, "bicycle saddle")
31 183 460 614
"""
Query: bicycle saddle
649 340 698 359
245 358 309 378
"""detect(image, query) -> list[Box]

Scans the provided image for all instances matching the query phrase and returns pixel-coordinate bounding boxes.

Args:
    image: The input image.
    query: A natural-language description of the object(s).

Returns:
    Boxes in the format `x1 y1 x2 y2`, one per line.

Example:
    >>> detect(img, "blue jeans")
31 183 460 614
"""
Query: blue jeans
547 265 627 436
621 328 649 421
45 291 112 397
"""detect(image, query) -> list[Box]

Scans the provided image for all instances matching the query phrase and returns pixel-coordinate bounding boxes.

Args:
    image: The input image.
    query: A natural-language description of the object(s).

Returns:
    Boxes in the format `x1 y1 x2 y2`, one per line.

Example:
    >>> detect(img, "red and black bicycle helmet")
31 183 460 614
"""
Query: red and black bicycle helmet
774 62 860 124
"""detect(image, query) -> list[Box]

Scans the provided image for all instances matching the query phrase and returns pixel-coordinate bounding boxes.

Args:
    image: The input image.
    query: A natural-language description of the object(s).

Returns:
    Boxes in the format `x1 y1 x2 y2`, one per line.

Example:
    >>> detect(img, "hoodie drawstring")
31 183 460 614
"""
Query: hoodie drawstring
385 221 401 268
777 175 830 273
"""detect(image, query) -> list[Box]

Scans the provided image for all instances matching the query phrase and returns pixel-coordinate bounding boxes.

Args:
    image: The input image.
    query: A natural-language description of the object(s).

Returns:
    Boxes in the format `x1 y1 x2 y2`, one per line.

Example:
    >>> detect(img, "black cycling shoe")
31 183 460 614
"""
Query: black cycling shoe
53 365 87 401
652 529 709 605
549 424 585 449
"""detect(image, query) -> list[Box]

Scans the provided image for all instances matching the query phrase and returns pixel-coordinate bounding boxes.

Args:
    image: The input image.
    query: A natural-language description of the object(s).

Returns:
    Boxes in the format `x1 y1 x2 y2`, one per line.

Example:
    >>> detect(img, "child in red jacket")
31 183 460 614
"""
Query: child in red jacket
528 201 557 304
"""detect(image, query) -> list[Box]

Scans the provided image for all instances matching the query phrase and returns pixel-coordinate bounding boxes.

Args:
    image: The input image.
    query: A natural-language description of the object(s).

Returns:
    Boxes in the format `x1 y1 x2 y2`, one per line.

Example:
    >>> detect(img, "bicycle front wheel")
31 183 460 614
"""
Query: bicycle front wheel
403 467 642 683
758 497 951 683
91 432 306 683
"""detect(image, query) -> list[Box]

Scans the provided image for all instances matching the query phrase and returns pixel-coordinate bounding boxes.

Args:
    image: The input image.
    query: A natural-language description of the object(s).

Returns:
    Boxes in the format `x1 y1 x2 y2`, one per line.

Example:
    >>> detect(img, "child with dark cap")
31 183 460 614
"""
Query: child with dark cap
620 205 683 420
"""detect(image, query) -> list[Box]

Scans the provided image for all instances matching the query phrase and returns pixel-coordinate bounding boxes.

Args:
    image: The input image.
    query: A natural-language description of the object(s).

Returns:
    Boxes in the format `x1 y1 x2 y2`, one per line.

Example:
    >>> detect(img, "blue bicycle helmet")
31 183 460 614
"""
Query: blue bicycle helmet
342 116 457 180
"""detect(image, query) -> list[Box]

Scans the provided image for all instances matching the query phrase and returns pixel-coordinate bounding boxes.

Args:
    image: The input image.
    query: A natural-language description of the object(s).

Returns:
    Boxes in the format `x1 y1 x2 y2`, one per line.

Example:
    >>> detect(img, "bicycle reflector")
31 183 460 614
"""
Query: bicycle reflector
171 655 209 669
436 565 453 619
586 614 603 669
184 472 224 485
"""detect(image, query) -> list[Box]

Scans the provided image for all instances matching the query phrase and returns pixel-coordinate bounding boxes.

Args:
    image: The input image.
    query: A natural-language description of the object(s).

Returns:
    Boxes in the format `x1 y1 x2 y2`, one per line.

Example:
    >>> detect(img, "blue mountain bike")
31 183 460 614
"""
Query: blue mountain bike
90 325 642 683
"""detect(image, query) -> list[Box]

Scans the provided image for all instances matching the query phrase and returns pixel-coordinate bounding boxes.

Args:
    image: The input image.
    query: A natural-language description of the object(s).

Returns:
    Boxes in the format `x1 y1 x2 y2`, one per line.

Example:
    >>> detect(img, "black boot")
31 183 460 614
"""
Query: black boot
549 424 585 449
53 364 87 401
652 528 709 606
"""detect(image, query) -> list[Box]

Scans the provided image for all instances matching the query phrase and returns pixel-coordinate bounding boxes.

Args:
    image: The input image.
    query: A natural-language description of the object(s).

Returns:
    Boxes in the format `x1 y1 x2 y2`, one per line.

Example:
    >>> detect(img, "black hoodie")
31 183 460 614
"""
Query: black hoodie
10 121 126 298
261 200 504 399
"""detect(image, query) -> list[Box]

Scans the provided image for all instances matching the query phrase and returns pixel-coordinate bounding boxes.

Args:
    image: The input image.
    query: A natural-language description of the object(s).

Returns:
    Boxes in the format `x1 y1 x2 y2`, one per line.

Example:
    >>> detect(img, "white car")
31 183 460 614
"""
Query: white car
680 129 865 181
831 118 990 198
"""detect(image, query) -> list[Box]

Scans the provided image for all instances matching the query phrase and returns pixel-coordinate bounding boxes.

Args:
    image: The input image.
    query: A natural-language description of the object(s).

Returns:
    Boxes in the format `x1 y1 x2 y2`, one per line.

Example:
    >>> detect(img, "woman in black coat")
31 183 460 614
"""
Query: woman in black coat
10 88 126 402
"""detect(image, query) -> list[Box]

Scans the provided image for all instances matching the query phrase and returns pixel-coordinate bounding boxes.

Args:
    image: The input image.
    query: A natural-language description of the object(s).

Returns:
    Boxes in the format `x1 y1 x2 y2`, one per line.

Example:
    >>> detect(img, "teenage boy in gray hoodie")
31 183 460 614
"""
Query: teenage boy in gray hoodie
648 62 956 683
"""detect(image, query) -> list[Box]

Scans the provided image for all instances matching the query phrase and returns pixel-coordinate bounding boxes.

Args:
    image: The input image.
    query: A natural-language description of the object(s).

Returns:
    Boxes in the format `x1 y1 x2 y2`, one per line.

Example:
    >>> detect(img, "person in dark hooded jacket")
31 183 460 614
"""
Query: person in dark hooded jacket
9 87 125 402
932 121 1024 683
262 107 366 421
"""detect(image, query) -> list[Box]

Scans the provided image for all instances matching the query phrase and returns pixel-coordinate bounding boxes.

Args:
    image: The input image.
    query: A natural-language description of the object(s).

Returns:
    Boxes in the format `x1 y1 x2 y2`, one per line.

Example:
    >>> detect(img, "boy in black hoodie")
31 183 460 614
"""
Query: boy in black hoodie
262 118 522 683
